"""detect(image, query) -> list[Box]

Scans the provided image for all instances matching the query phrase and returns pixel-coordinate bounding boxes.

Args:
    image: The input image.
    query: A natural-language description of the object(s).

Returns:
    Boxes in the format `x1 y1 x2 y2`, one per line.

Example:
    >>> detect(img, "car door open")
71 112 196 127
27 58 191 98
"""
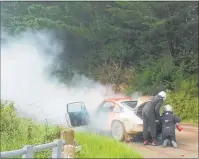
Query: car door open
66 102 90 127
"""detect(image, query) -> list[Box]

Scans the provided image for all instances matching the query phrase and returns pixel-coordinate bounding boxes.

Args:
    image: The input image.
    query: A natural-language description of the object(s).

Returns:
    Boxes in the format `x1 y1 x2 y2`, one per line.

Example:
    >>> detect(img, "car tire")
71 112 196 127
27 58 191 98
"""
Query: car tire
111 121 125 141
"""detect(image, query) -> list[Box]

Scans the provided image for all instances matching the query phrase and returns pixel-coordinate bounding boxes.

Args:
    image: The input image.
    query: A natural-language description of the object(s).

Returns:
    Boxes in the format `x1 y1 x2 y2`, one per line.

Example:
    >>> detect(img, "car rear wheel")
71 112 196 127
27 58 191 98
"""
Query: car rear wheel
111 121 125 141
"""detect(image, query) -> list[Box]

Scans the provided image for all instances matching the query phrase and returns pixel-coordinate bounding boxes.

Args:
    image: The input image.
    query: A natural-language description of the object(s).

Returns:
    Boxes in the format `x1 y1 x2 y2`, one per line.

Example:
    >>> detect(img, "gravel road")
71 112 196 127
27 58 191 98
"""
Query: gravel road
129 124 198 158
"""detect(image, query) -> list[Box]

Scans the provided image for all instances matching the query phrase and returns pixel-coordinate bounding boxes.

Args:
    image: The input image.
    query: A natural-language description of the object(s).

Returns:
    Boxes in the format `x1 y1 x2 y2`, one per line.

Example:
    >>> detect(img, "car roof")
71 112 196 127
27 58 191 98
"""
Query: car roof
104 96 153 104
105 97 136 102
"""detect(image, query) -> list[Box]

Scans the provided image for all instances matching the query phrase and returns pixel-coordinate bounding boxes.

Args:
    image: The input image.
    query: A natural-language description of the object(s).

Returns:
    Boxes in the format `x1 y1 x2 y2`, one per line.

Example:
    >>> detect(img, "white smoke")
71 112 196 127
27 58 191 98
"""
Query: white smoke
131 92 142 99
1 30 122 126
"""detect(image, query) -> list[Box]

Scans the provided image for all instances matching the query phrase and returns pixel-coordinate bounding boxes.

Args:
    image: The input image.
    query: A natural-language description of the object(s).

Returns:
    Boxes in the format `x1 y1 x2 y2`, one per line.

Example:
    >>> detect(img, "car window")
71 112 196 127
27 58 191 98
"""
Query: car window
121 101 138 109
102 102 115 108
67 102 83 113
113 106 123 113
136 102 147 119
99 102 115 112
137 102 147 111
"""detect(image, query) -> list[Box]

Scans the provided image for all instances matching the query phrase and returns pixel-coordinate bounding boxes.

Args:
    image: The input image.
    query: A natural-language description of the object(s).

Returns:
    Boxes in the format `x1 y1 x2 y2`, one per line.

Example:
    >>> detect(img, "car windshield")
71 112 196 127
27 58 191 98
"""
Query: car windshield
121 101 138 109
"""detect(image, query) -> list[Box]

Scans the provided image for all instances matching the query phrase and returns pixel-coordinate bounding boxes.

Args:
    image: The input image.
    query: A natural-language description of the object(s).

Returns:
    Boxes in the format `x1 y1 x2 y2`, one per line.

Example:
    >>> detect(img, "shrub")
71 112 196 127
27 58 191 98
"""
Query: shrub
165 77 198 123
0 101 61 158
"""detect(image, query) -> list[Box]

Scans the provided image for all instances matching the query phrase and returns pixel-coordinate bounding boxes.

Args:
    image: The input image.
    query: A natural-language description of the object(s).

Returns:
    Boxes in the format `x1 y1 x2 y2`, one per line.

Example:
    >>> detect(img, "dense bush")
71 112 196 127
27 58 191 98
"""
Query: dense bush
0 101 61 158
165 77 198 123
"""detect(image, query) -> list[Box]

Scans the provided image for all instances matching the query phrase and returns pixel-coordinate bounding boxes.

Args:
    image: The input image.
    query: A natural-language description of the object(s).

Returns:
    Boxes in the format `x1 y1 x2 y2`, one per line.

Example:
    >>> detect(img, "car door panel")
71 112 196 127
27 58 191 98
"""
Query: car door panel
66 102 90 127
95 101 114 131
108 103 121 129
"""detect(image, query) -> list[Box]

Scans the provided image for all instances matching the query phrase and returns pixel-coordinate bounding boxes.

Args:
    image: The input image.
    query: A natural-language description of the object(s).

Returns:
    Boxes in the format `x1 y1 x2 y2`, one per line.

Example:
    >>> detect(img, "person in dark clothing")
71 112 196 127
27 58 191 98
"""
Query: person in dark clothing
142 91 167 146
160 104 181 148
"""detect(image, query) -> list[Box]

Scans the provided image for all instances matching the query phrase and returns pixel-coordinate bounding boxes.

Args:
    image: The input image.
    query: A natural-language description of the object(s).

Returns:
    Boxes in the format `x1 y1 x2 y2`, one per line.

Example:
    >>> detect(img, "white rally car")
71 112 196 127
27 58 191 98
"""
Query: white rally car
65 96 162 141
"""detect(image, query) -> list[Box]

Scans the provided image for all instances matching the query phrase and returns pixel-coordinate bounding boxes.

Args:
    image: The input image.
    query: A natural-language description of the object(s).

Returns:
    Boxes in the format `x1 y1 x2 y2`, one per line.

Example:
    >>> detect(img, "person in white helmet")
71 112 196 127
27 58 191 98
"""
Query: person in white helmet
142 91 167 146
160 104 181 148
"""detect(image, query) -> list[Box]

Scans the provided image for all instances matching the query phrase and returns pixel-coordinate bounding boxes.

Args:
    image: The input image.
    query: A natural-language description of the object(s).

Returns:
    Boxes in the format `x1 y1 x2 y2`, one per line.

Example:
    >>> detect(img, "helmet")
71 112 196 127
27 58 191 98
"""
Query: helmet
163 104 173 112
158 91 166 101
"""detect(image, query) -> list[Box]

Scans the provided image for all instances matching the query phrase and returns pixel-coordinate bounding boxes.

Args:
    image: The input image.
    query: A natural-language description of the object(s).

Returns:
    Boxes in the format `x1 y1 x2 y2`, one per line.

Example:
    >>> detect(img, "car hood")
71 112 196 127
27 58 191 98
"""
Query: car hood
120 109 143 124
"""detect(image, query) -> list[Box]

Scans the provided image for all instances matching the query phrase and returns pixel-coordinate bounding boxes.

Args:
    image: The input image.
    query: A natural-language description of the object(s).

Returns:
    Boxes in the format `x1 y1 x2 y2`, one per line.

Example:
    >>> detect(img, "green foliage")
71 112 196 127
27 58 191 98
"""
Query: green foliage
0 101 61 158
75 132 142 158
134 55 184 94
1 2 198 90
165 76 198 123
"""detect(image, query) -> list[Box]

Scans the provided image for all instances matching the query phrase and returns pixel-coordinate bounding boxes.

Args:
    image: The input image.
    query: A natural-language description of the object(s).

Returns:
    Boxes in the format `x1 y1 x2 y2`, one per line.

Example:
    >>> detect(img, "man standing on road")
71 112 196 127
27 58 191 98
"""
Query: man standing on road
142 91 167 146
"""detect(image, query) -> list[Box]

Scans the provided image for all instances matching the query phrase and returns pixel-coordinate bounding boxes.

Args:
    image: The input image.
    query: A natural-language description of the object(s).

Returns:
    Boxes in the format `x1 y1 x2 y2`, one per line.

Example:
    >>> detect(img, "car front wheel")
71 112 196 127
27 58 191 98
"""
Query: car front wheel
111 121 125 141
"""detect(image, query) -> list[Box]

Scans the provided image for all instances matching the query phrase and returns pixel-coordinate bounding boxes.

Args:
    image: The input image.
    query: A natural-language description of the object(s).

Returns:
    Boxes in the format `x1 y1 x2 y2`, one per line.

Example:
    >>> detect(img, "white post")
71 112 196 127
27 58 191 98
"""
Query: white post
22 145 34 158
52 139 62 158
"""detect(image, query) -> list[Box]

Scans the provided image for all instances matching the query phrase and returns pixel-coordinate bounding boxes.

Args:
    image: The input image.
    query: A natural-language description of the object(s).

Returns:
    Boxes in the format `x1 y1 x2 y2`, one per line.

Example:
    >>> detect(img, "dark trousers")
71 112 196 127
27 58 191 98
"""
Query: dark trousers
142 112 156 141
162 134 176 141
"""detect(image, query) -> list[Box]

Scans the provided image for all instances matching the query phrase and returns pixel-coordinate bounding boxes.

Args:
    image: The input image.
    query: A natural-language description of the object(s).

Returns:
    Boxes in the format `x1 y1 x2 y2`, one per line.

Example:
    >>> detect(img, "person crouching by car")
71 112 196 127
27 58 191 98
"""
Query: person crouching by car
160 104 181 148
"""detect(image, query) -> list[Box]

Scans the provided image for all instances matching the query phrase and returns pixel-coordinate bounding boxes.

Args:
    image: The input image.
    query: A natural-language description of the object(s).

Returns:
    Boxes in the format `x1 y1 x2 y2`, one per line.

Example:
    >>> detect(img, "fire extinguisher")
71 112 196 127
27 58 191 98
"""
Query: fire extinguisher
176 123 183 131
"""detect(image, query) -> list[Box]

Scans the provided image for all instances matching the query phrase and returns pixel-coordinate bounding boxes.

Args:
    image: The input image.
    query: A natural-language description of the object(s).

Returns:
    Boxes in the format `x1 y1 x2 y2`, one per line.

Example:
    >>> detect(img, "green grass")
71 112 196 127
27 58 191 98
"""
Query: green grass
75 132 142 158
1 120 60 158
0 101 61 158
182 121 198 125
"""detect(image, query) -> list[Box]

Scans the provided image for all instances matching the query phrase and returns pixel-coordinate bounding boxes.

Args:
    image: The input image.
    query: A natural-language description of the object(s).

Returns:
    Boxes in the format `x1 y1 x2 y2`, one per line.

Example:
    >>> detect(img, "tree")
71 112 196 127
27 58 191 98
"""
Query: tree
1 1 198 93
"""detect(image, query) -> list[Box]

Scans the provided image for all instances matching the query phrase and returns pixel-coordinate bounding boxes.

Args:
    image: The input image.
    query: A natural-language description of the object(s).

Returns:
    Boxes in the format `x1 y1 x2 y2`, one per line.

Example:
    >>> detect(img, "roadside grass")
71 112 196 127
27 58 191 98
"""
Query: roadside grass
181 121 198 126
1 118 61 158
0 101 61 158
75 132 142 158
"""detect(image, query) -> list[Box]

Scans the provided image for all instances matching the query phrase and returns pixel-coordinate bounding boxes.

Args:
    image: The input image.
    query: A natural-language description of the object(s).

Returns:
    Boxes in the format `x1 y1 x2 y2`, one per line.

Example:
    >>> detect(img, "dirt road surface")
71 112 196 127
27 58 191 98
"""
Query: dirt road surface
129 124 198 158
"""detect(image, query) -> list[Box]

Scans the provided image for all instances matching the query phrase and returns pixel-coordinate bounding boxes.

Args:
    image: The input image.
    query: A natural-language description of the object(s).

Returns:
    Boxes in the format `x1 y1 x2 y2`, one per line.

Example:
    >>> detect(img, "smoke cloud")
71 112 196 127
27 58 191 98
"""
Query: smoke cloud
1 30 122 126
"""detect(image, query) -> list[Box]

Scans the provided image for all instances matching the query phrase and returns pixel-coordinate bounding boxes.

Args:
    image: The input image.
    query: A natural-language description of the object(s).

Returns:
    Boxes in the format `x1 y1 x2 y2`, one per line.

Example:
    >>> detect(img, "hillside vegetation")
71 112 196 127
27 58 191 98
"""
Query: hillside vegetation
0 102 141 158
1 2 198 121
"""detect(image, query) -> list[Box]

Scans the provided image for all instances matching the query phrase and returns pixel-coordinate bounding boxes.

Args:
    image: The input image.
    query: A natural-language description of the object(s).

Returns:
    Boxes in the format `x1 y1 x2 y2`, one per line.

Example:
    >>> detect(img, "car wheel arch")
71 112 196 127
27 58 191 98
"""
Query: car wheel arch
111 120 126 132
